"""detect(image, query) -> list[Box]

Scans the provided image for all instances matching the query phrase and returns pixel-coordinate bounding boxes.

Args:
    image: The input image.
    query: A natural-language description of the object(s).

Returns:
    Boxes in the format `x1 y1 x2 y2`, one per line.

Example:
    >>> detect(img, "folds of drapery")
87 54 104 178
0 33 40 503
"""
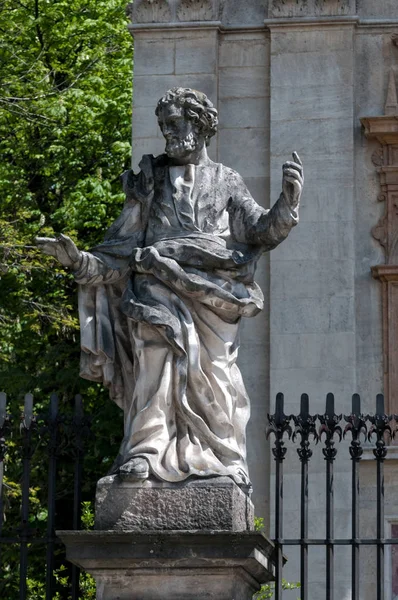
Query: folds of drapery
74 154 298 483
76 235 263 484
77 233 264 409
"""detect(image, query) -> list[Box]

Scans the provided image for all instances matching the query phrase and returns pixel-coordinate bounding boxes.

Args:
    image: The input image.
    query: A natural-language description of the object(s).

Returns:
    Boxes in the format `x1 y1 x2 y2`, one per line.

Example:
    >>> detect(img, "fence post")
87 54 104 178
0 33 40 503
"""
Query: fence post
293 393 317 600
319 393 342 600
267 393 292 600
0 392 11 579
0 392 11 537
368 393 392 600
71 394 88 600
344 393 366 600
45 393 59 600
19 393 35 600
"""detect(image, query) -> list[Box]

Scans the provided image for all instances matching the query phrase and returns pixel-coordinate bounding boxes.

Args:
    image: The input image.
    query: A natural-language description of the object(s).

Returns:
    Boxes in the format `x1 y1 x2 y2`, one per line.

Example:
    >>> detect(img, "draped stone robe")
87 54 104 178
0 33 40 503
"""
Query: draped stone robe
74 154 298 486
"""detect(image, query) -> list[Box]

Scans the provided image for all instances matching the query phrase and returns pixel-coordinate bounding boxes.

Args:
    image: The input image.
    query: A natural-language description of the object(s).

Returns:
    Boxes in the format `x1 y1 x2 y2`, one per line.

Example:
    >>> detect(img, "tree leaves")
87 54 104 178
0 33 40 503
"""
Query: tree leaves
0 0 133 399
0 1 131 595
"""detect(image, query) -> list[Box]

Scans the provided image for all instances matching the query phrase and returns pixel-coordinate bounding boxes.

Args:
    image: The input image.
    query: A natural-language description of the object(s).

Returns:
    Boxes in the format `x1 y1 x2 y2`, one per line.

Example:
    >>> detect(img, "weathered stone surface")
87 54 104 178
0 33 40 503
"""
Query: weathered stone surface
133 39 175 76
271 50 353 90
219 36 268 68
219 98 269 129
269 25 355 587
177 0 217 22
218 128 269 178
133 0 172 23
219 66 269 99
221 0 267 25
358 0 398 18
58 530 275 600
132 73 218 108
95 476 254 531
175 35 217 74
268 0 356 18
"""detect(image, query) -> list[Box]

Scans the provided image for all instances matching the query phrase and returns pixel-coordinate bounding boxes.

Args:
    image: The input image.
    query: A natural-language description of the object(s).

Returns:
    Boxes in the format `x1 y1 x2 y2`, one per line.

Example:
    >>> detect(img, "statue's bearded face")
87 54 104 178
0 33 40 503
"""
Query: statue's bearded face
158 103 201 159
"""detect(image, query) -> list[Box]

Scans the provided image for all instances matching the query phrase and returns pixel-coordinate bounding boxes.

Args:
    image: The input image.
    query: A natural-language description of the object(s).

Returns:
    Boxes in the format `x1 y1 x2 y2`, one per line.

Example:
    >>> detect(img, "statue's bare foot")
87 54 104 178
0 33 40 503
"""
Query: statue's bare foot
118 457 149 481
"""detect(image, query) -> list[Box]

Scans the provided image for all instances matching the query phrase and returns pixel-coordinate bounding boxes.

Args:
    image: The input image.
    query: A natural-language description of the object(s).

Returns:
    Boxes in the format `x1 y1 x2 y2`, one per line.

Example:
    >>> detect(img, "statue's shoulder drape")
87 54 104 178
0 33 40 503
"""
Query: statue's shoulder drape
75 154 157 408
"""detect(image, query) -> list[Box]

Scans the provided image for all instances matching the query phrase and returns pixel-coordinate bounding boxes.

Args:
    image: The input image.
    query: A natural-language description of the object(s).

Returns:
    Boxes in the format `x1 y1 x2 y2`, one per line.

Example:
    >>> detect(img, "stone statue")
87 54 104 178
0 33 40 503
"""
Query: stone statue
36 88 303 489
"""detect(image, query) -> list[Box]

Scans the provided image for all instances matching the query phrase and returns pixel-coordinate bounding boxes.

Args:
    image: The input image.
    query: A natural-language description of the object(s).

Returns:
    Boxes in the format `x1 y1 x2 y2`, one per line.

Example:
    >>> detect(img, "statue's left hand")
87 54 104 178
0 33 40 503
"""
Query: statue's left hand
35 234 82 269
282 151 303 209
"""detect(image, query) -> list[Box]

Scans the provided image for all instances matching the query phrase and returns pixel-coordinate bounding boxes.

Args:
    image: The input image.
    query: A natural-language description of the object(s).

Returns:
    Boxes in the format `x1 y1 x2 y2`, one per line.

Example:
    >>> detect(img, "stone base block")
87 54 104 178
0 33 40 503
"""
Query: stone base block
58 530 275 600
95 476 254 531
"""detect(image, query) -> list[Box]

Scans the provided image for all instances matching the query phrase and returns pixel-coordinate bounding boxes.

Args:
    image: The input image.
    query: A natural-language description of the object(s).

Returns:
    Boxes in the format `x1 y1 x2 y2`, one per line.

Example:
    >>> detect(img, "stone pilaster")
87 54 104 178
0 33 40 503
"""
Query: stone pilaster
267 15 357 598
268 17 356 419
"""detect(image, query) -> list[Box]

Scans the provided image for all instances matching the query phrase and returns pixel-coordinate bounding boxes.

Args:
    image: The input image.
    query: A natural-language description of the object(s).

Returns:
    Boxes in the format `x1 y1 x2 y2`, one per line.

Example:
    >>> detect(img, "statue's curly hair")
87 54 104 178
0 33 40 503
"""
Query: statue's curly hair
155 87 218 146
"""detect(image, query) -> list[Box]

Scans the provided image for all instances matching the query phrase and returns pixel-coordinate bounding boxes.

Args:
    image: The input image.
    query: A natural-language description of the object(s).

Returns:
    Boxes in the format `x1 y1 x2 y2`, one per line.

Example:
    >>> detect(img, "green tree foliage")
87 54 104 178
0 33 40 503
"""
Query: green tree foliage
0 0 133 596
254 518 300 599
0 0 132 396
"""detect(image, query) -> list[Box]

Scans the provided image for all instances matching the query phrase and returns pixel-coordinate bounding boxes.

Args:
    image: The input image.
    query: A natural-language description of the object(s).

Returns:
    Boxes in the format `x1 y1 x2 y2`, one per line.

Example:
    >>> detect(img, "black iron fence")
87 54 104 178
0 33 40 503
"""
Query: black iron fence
267 392 398 600
1 391 397 599
0 392 92 600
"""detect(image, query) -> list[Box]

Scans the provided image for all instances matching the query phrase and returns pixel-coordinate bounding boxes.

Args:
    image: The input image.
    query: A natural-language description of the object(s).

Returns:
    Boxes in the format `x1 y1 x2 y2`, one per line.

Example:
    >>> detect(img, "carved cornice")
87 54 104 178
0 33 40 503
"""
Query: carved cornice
371 265 398 283
129 0 220 24
361 116 398 146
268 0 356 18
128 0 361 26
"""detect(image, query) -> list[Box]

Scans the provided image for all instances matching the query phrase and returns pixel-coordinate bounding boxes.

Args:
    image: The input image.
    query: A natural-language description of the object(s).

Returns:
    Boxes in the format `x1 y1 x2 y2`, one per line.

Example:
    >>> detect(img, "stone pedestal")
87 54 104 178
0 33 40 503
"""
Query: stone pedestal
95 475 254 531
58 530 275 600
60 477 273 598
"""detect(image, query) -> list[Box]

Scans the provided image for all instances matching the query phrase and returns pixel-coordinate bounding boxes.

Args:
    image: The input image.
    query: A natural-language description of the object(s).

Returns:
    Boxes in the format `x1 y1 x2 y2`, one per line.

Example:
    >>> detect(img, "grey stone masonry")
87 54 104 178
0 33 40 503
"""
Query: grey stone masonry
58 530 275 600
95 476 254 531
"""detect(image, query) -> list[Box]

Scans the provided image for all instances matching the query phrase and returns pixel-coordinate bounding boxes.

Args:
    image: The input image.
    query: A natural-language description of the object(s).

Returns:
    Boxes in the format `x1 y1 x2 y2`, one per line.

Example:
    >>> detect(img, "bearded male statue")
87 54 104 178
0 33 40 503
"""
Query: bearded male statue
36 88 303 489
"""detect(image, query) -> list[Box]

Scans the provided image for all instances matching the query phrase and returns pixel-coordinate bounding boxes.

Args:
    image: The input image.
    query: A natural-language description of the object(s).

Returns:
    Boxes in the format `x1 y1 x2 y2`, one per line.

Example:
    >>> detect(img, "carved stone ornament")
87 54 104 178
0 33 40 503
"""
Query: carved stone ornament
371 147 384 168
269 0 355 18
130 0 219 23
313 0 353 15
371 214 388 253
361 63 398 413
133 0 172 23
177 0 216 21
361 69 398 263
385 68 398 116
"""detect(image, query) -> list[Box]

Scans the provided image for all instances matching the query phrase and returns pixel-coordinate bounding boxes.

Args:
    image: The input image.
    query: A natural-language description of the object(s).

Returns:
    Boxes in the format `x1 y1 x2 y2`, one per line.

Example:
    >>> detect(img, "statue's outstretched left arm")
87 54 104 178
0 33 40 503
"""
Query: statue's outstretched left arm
228 152 303 251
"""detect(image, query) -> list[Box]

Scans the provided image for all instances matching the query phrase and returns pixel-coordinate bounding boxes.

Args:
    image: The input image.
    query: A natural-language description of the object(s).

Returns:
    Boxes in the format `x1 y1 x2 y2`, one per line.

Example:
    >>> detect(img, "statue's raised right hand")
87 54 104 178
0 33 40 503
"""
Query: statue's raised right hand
35 234 82 269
